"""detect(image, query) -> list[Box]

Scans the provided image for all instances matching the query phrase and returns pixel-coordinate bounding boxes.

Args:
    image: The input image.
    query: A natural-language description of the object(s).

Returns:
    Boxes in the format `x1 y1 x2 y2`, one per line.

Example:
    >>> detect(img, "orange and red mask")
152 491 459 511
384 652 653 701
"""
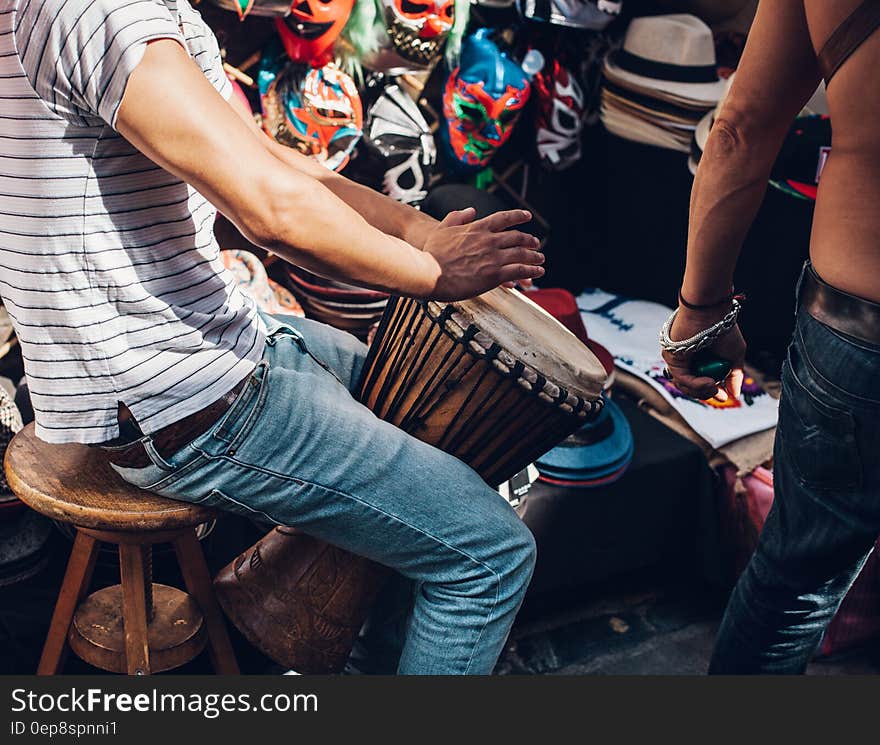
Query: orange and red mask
274 0 356 64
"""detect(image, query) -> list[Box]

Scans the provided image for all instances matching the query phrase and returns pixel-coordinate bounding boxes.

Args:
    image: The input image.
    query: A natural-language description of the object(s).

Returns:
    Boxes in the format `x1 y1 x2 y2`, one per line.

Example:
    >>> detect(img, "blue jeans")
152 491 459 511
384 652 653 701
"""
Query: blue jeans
710 303 880 673
111 314 536 675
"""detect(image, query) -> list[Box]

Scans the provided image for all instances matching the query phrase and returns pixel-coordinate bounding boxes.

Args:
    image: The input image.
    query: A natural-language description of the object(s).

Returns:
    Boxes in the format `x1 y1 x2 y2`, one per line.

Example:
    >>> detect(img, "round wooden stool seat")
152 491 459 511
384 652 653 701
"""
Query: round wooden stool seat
4 423 216 531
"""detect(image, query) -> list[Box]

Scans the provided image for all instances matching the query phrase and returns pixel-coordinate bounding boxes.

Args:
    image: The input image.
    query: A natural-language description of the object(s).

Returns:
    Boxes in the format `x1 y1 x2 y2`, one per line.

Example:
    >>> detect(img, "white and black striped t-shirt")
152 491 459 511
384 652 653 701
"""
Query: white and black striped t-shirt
0 0 266 444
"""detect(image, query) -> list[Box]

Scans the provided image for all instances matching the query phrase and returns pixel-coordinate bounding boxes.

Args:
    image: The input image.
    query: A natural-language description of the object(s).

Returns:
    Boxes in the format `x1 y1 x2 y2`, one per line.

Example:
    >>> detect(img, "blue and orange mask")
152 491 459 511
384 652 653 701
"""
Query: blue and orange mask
260 46 363 172
440 29 531 174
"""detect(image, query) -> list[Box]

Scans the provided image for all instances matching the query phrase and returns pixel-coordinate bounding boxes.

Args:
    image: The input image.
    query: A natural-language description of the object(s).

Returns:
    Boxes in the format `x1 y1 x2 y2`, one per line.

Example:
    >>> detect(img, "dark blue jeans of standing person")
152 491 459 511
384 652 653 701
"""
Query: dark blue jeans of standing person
709 299 880 673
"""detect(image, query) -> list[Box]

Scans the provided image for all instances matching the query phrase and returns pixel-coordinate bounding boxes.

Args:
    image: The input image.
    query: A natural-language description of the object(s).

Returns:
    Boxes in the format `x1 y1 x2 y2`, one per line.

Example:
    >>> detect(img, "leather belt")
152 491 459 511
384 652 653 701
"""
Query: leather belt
100 377 249 469
800 263 880 347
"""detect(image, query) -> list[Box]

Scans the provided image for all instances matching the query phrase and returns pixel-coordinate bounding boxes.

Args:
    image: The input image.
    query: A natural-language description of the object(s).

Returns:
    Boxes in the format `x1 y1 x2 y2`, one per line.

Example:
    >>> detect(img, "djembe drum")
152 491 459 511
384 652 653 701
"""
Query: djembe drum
214 287 607 672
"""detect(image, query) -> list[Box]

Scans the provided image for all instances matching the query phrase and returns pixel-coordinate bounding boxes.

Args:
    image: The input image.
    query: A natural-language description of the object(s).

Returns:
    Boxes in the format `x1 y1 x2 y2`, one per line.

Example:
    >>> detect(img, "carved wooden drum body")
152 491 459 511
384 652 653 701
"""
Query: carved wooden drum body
359 288 607 483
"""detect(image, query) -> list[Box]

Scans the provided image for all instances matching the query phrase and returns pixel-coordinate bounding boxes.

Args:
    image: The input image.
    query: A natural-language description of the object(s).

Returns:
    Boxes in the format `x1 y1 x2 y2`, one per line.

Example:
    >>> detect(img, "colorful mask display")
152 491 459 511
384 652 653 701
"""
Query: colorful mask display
259 45 363 171
440 30 532 174
340 0 469 75
519 0 623 30
532 57 585 171
209 0 292 20
346 76 436 205
274 0 356 64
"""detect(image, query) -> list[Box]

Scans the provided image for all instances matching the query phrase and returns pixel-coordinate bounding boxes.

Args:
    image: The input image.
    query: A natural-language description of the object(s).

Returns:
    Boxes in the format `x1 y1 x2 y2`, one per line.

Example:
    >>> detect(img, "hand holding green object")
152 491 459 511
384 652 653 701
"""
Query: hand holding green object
691 350 732 383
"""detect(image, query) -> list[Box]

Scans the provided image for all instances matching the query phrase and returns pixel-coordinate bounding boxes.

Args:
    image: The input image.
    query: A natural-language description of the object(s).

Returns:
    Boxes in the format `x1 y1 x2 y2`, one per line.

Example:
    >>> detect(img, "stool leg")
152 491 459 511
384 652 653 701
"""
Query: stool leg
173 530 240 674
119 544 151 675
38 531 100 675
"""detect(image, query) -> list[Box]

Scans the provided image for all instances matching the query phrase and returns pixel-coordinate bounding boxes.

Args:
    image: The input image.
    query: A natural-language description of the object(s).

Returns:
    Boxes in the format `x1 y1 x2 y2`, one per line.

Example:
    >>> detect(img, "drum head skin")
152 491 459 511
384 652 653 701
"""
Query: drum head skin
442 287 607 404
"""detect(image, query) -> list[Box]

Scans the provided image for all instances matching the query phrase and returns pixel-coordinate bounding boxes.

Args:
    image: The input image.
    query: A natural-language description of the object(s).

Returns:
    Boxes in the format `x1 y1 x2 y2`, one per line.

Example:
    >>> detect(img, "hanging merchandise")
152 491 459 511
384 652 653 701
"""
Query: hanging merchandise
275 0 356 64
221 249 305 316
519 0 623 30
439 29 535 175
600 14 726 152
532 55 586 171
340 0 469 76
346 75 436 206
535 394 634 487
208 0 292 20
0 386 22 516
259 43 364 171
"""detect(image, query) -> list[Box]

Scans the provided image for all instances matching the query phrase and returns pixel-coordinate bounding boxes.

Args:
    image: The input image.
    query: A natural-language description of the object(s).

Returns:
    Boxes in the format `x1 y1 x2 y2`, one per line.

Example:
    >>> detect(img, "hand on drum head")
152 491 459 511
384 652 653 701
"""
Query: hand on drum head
421 208 545 301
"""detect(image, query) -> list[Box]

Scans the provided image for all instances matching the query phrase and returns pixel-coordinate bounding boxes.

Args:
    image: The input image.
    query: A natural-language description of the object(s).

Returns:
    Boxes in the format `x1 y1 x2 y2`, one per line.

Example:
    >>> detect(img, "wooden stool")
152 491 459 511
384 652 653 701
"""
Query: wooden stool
3 423 239 676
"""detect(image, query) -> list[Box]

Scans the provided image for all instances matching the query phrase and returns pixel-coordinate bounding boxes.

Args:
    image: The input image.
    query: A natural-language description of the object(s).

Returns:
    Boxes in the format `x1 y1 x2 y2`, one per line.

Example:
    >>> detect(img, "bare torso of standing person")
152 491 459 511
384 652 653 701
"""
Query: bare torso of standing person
806 0 880 303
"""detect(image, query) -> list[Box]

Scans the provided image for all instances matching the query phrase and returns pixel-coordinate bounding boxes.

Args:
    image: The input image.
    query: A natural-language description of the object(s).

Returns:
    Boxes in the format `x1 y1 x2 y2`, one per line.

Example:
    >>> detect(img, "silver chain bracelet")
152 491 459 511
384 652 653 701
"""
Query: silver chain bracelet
660 297 743 356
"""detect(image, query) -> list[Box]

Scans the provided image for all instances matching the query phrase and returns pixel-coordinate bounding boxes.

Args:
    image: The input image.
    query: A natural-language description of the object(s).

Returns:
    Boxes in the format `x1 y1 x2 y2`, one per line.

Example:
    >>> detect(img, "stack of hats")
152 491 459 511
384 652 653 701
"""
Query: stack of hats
284 266 389 341
600 14 727 153
535 394 634 487
522 287 633 487
690 78 832 202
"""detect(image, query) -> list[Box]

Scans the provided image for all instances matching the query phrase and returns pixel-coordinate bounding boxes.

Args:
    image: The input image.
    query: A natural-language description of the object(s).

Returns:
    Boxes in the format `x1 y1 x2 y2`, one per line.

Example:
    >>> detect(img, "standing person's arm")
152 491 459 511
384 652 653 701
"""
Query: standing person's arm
115 40 544 301
663 0 822 400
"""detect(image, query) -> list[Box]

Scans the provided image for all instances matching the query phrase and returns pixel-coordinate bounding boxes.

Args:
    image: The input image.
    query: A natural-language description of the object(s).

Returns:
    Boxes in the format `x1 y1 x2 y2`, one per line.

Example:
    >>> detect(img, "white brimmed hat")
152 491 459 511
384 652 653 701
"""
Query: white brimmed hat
604 14 727 105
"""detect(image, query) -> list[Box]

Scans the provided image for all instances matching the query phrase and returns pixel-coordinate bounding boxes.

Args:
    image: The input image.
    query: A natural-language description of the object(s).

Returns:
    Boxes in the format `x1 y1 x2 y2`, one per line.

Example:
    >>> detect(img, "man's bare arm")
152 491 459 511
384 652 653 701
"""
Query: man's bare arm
225 91 438 249
665 0 822 400
115 40 544 301
681 0 821 305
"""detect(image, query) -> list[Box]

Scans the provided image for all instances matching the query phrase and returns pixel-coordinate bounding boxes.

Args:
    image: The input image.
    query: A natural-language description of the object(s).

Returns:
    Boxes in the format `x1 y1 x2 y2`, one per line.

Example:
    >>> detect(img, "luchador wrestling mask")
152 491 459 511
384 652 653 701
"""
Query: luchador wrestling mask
274 0 356 64
340 0 468 75
260 49 363 171
532 57 585 171
347 77 436 205
380 0 454 67
440 30 531 173
209 0 292 20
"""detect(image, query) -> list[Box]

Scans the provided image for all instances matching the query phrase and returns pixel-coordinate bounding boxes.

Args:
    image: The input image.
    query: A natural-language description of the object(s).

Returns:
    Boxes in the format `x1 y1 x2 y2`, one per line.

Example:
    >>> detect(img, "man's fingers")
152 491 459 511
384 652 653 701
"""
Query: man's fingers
493 230 541 250
475 209 532 232
498 264 545 284
668 369 719 400
440 207 476 227
497 248 545 266
725 367 745 399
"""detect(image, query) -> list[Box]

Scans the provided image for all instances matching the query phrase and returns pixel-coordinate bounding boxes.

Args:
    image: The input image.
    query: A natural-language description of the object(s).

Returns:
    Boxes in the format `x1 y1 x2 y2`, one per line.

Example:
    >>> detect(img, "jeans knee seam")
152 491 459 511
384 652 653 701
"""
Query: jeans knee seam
463 575 501 675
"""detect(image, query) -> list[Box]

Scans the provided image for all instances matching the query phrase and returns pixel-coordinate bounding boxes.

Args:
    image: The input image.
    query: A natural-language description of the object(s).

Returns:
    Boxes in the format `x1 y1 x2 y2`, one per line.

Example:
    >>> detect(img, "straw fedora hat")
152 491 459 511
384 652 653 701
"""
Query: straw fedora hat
604 14 727 104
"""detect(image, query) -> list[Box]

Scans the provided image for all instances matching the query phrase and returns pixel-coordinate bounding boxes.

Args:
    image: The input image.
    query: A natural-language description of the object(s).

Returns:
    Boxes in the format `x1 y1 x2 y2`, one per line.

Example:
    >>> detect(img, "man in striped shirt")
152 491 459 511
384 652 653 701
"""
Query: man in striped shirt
1 0 544 674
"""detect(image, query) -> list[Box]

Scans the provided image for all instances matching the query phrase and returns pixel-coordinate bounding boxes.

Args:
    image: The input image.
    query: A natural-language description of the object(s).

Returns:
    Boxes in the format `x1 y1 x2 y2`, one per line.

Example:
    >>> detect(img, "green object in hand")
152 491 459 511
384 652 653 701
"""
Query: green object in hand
691 351 732 382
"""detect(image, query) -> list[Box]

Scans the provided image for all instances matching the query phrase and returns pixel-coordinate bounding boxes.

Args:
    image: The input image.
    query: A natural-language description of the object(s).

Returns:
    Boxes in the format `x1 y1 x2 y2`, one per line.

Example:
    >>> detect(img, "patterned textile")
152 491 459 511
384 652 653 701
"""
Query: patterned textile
221 250 305 317
0 387 22 497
